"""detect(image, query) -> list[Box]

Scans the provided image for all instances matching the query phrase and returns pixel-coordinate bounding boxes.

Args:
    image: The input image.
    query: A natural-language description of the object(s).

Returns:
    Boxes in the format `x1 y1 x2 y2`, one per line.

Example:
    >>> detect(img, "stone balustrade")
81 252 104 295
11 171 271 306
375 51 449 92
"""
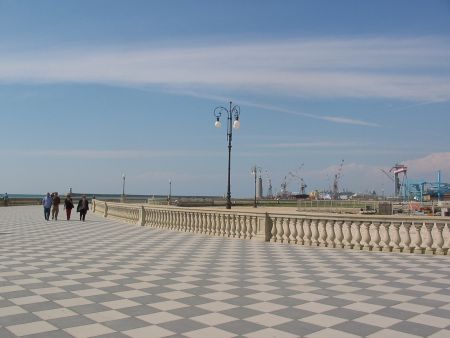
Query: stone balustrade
92 200 449 255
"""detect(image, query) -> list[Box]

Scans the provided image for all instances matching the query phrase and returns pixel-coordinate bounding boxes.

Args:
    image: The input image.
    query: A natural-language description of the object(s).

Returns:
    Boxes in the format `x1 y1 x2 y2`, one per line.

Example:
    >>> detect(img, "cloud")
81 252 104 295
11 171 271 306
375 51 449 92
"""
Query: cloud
0 149 220 159
0 37 449 101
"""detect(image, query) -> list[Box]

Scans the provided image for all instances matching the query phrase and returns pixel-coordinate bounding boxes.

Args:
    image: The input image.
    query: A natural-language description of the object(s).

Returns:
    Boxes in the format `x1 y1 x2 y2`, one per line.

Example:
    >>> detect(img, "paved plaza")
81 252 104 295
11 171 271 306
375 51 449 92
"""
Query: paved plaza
0 206 449 338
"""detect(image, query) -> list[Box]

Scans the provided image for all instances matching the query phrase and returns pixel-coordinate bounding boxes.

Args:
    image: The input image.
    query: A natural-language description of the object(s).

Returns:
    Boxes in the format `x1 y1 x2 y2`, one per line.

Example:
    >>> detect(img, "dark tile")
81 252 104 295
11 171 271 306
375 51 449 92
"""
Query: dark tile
333 321 380 337
390 321 440 337
159 318 206 333
273 320 324 336
217 319 266 335
49 315 96 329
103 317 150 331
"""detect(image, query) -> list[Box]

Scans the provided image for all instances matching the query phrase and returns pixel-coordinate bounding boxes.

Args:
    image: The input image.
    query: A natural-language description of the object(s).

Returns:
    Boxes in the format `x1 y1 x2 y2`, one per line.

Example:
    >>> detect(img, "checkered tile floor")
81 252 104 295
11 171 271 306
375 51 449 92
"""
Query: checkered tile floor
0 206 449 337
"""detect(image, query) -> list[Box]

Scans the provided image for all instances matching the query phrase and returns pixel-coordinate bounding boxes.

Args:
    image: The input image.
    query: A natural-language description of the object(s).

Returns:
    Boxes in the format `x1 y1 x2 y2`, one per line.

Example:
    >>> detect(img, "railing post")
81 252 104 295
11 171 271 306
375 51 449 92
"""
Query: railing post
138 206 145 226
434 222 446 255
104 202 108 218
402 222 412 253
390 222 402 252
424 222 435 254
380 222 391 252
352 221 362 250
413 222 424 254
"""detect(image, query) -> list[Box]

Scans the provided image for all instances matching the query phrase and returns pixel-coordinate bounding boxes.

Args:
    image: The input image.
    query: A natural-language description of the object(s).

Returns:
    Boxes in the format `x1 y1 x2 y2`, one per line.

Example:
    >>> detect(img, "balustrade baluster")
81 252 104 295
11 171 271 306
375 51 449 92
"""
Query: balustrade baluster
361 222 372 251
311 219 319 246
295 219 303 245
303 219 312 246
318 220 327 247
224 214 230 237
234 215 241 238
351 221 362 250
342 221 352 249
434 222 445 255
401 222 412 253
326 220 336 248
378 222 389 252
270 217 278 242
334 221 344 248
390 222 402 252
283 218 290 243
288 218 297 244
413 222 424 254
241 215 247 239
276 217 284 242
424 222 435 254
370 222 381 251
219 214 226 236
251 216 258 239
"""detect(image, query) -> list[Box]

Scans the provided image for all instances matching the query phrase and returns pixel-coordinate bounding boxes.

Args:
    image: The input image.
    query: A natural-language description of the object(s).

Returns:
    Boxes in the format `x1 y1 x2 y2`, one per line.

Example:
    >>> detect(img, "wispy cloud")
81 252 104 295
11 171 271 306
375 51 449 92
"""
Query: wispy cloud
0 37 449 101
0 149 220 159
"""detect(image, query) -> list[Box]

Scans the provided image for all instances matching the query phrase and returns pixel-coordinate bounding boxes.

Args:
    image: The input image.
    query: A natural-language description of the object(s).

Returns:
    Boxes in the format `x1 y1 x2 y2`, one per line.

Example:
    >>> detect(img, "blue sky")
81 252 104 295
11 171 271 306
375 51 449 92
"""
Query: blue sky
0 0 449 197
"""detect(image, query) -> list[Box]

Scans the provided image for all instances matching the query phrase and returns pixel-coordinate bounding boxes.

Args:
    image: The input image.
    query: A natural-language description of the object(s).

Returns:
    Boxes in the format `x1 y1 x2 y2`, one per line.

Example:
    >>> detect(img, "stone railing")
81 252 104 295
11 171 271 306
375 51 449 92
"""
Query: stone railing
92 200 450 255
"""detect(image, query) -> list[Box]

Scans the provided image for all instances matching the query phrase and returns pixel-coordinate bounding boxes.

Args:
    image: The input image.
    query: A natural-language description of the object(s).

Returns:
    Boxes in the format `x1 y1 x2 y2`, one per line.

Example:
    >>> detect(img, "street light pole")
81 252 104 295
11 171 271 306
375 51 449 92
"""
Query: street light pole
168 180 172 205
214 101 240 209
121 173 126 202
251 166 261 208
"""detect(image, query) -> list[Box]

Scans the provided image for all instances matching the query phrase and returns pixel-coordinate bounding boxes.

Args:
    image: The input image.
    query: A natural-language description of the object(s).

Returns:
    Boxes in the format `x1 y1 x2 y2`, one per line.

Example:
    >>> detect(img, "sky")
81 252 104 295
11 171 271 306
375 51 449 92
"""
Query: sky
0 0 450 197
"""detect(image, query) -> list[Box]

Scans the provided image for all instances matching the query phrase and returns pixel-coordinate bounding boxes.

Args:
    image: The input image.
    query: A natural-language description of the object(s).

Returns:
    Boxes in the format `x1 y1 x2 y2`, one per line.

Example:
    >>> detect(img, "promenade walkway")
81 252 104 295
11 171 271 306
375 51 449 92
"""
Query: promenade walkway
0 206 449 338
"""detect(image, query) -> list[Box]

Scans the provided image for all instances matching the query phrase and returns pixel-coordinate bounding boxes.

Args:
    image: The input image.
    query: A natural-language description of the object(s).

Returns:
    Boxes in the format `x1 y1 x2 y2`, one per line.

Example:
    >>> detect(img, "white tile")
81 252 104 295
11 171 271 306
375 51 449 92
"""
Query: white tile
300 314 347 327
184 327 236 338
295 302 336 313
35 308 78 320
138 312 182 324
7 321 58 336
245 313 292 327
85 310 129 322
124 325 174 338
0 305 27 316
192 312 237 325
64 323 115 338
367 329 422 338
306 328 361 338
55 297 93 307
355 314 401 328
244 328 299 338
408 314 450 329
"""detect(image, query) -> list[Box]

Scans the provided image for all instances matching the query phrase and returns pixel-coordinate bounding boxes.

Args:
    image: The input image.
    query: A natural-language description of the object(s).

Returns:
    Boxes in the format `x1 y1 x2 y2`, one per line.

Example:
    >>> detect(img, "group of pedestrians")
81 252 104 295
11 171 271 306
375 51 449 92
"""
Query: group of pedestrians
42 193 89 221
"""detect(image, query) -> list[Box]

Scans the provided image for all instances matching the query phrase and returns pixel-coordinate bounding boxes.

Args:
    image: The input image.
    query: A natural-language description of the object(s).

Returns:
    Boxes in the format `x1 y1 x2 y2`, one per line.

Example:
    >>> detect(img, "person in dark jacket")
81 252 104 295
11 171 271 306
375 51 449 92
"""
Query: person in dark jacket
64 194 74 221
51 192 61 220
77 195 89 221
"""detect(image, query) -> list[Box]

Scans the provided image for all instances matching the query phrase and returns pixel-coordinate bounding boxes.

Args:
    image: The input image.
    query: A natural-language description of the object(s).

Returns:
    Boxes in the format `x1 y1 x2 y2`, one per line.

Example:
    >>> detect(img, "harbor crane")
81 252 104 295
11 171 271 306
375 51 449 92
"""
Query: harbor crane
288 163 307 195
264 170 273 199
390 164 408 198
332 159 344 199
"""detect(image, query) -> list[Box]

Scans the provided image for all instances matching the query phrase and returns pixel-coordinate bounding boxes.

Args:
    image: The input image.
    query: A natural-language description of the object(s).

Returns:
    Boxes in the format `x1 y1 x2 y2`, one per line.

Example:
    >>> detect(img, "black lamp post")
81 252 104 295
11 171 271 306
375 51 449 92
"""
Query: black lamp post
168 179 172 205
214 101 240 209
121 173 126 202
251 166 261 208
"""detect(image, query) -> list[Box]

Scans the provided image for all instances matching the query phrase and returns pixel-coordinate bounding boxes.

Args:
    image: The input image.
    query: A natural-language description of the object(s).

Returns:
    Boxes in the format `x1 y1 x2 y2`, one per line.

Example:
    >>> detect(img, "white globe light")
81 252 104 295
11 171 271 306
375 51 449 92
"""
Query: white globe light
215 120 222 128
233 120 240 129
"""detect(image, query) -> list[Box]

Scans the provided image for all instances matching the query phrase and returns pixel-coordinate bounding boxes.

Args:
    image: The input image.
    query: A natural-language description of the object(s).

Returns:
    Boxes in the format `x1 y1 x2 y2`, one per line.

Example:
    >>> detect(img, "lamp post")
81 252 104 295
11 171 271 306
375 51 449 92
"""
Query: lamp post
251 166 261 208
168 180 172 205
214 101 240 209
121 173 126 202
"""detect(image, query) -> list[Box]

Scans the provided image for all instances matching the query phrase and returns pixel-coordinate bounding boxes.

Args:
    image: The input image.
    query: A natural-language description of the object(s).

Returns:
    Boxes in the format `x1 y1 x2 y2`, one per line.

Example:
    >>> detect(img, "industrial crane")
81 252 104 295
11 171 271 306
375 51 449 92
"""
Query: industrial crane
332 159 344 199
288 163 307 195
264 170 273 199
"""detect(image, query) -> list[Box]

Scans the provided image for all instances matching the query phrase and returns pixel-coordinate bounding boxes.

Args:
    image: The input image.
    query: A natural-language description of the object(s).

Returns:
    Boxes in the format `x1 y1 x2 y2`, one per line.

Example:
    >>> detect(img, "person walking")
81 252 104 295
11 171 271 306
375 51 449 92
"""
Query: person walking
51 192 61 220
64 194 74 220
77 195 89 221
42 192 52 221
